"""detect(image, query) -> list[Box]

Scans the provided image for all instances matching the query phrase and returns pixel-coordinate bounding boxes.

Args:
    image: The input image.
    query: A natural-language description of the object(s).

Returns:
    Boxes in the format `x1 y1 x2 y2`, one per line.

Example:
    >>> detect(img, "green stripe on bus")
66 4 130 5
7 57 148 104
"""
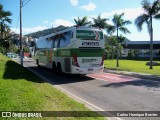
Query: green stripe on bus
56 48 104 57
76 30 103 40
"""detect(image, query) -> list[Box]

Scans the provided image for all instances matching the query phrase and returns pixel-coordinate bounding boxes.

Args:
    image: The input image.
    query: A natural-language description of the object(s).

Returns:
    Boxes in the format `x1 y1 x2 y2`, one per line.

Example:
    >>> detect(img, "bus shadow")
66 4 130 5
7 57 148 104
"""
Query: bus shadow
28 66 95 85
56 73 95 84
3 60 44 83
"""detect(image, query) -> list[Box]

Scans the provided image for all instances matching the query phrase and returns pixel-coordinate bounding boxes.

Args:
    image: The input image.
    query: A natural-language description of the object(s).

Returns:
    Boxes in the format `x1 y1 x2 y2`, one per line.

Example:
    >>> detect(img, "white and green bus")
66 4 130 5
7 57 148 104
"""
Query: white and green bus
35 26 105 74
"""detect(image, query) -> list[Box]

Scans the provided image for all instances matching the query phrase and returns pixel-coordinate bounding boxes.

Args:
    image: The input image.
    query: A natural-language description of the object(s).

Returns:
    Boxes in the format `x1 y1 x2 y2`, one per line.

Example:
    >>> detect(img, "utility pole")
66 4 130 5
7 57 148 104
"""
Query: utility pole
20 0 23 66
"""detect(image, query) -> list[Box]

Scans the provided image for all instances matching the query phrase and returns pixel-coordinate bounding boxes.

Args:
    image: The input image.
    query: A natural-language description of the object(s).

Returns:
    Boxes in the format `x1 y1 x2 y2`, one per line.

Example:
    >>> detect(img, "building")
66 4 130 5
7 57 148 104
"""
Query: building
124 40 160 49
122 40 160 58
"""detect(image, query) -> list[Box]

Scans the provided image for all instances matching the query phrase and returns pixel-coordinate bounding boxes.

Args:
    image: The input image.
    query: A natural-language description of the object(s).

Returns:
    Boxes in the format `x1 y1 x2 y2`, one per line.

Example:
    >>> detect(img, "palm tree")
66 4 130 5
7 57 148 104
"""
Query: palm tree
74 16 91 27
0 4 12 40
118 35 126 58
107 13 132 67
135 0 160 69
92 14 109 29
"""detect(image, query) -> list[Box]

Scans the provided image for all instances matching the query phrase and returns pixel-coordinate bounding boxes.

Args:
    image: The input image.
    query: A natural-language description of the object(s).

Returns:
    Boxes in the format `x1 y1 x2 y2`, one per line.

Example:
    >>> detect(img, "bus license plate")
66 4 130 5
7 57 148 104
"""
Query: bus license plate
88 68 93 71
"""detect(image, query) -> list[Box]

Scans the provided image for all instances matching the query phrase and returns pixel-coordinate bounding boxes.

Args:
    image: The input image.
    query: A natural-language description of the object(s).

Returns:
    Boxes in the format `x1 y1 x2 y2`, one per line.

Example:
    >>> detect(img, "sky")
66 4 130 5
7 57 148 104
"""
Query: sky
1 0 160 41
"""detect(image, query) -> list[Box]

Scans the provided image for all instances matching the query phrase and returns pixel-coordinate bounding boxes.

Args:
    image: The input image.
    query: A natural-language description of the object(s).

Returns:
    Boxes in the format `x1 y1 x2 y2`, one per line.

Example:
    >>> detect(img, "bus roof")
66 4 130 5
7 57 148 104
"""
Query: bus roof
38 26 103 40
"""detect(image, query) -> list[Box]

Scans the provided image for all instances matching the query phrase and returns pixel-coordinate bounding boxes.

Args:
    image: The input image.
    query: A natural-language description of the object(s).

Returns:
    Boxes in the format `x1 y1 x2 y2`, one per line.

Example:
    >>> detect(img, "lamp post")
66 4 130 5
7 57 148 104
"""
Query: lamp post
20 0 23 66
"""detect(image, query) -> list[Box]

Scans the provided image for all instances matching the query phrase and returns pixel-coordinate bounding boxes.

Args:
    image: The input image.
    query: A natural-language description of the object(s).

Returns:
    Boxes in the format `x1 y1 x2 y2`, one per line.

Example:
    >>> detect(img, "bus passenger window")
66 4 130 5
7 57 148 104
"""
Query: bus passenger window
54 37 59 48
52 39 55 48
46 38 53 49
37 39 47 49
59 32 71 47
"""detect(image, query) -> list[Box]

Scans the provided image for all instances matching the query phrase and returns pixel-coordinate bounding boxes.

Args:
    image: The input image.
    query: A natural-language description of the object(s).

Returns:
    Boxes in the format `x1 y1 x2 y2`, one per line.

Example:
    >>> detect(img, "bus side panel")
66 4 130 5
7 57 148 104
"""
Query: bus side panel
64 57 71 72
54 49 71 73
45 49 53 69
36 50 47 66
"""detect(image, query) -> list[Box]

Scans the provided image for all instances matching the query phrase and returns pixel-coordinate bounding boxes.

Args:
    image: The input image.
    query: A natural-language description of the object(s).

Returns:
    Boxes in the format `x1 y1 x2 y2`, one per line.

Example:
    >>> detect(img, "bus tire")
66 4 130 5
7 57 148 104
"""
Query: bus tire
36 59 40 68
52 62 56 73
57 63 62 74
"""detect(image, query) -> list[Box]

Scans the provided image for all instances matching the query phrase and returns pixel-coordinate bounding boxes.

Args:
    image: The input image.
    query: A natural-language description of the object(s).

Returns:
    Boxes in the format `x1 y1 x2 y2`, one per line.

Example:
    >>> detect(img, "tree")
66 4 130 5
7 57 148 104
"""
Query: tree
2 40 10 51
0 4 12 40
118 35 126 58
158 50 160 57
135 0 160 69
127 49 135 58
0 46 6 54
74 16 91 27
107 13 132 67
92 14 109 29
105 35 116 59
0 27 12 53
0 4 12 53
106 35 126 59
9 44 19 54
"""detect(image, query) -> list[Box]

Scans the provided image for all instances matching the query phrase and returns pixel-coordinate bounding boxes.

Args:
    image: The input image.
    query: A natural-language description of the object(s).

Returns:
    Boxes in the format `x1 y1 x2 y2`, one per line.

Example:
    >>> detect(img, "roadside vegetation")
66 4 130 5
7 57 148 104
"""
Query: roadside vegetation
0 54 105 120
104 60 160 75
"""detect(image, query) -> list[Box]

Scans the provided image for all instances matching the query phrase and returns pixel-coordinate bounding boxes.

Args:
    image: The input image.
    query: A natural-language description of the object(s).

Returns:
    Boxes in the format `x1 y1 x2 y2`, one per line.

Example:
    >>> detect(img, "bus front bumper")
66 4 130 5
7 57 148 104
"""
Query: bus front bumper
71 66 104 74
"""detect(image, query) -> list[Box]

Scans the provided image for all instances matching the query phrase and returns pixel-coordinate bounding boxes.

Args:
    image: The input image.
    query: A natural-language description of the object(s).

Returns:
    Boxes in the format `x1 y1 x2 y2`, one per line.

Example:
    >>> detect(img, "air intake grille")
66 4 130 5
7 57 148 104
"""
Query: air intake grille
79 47 101 52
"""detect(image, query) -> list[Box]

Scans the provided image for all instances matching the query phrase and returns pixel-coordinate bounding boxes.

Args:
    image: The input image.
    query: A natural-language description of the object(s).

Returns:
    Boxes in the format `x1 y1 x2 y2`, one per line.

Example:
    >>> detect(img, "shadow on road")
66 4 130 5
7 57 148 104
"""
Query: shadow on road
27 66 95 85
3 60 44 83
101 79 160 88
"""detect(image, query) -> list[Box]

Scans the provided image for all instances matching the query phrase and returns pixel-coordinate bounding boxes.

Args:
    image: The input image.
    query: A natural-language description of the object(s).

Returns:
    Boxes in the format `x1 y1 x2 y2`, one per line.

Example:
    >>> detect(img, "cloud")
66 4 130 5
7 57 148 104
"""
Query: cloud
42 20 49 24
101 8 143 20
70 0 78 6
11 19 74 35
51 19 74 27
80 3 96 11
11 26 47 34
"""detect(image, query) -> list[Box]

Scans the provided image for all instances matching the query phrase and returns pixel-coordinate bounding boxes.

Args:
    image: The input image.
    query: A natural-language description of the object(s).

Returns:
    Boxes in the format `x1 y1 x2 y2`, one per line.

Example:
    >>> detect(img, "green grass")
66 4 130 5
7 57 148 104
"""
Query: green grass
104 59 160 76
0 54 105 120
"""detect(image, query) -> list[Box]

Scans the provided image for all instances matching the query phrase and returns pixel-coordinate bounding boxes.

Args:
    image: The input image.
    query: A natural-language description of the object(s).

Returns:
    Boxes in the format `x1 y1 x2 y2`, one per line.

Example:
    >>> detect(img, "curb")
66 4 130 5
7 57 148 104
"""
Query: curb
104 69 160 81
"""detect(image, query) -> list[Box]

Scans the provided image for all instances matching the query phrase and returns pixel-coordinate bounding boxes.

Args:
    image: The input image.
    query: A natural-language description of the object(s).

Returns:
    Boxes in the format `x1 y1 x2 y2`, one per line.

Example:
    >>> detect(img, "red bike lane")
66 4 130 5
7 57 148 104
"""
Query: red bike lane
87 73 140 83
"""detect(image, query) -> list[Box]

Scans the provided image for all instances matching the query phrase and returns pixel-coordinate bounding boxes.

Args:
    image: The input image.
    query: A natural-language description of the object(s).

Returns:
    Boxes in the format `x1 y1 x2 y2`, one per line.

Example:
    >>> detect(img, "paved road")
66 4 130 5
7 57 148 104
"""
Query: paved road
14 58 160 120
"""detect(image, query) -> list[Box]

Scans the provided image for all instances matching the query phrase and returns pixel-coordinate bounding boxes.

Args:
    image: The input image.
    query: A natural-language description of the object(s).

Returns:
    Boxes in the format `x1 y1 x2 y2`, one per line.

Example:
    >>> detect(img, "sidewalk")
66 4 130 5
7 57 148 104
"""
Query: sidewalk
23 58 34 62
12 57 34 62
104 68 160 81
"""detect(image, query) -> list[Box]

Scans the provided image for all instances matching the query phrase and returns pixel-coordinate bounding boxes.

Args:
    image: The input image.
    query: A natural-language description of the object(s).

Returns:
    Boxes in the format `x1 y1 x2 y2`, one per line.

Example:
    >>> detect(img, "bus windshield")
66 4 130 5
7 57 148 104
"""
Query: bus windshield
76 30 103 40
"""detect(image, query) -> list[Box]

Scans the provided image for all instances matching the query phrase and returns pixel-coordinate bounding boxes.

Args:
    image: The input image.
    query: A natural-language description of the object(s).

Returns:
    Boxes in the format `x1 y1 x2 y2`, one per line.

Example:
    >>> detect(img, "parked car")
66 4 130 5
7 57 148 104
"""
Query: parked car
6 53 17 58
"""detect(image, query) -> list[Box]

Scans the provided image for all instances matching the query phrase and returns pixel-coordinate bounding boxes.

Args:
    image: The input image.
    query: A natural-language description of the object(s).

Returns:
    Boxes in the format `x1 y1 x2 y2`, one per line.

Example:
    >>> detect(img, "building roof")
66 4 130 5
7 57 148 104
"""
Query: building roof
126 40 160 44
124 40 160 49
